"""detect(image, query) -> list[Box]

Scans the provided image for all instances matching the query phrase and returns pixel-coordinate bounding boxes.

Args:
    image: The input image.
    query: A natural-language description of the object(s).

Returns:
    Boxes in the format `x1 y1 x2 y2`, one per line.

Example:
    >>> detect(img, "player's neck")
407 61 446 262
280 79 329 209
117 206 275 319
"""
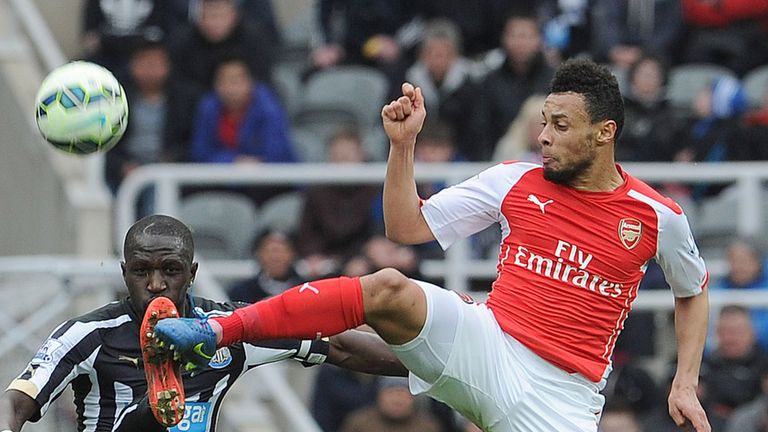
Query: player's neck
569 156 623 192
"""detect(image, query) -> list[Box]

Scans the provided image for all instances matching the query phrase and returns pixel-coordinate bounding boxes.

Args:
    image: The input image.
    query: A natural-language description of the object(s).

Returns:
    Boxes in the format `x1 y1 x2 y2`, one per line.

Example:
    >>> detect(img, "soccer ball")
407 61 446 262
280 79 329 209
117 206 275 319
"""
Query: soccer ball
34 61 128 155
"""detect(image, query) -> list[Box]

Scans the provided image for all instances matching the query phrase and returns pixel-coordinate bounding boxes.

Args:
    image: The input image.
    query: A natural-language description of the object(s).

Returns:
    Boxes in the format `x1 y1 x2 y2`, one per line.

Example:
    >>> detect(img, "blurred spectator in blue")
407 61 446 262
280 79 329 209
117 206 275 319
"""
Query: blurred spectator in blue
82 0 172 81
105 40 199 215
405 19 477 161
537 0 592 65
725 363 768 432
734 86 768 161
190 56 295 164
311 365 379 432
681 0 768 75
470 11 554 161
340 376 441 432
617 54 680 162
310 0 412 88
673 76 747 200
716 239 768 348
592 0 683 70
169 0 275 89
297 127 378 278
493 95 546 163
701 305 768 420
228 230 303 303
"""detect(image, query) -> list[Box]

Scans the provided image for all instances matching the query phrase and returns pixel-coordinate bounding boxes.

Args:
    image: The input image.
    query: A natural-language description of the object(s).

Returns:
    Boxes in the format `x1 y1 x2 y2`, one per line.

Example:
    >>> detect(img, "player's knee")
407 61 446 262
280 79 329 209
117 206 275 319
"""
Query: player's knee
363 268 414 314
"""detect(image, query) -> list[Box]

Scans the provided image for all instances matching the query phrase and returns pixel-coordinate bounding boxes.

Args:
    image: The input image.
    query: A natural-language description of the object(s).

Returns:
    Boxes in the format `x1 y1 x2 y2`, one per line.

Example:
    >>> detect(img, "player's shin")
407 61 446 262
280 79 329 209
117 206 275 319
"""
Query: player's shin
214 276 365 346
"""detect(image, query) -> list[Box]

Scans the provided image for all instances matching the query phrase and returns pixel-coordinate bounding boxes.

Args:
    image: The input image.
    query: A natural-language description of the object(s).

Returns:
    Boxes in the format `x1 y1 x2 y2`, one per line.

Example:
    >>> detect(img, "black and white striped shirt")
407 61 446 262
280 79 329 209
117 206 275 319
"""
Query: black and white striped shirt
7 296 328 432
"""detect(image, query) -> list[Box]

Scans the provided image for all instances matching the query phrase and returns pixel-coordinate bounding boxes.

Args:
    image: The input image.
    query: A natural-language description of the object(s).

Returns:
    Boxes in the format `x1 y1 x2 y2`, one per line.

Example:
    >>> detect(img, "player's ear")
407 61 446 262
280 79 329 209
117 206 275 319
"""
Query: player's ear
595 120 617 146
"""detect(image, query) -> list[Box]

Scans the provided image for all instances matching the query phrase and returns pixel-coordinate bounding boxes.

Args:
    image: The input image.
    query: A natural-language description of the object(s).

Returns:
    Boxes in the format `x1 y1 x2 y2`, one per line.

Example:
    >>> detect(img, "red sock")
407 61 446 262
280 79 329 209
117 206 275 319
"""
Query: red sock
213 276 365 346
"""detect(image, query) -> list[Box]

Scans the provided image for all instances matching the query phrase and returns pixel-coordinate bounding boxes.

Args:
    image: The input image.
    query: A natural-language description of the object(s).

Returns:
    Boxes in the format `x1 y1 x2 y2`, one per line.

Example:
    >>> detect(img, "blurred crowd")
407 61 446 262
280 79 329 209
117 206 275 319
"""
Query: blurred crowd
79 0 768 430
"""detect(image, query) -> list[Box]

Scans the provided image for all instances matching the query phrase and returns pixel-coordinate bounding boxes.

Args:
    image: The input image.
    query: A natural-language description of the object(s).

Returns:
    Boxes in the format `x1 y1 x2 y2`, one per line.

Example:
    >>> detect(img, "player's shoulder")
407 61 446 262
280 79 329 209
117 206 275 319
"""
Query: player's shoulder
52 300 132 340
191 296 240 315
623 172 683 216
479 160 541 180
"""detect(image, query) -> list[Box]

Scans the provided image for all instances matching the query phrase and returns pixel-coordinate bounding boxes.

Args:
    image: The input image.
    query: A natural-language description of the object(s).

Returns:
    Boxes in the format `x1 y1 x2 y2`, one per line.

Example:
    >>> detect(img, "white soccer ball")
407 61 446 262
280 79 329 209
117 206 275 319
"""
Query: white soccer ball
34 61 128 155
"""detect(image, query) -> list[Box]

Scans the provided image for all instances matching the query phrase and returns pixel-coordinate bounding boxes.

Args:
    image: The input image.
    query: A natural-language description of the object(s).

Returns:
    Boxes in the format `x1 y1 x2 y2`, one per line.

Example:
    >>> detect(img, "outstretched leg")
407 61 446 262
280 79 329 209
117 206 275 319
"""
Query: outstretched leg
155 268 427 367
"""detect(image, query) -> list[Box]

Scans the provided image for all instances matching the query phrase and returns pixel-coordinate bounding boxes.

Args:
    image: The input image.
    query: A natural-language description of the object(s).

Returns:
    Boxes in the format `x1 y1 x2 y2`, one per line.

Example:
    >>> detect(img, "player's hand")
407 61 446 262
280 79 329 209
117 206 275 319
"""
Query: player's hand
668 383 710 431
381 82 426 148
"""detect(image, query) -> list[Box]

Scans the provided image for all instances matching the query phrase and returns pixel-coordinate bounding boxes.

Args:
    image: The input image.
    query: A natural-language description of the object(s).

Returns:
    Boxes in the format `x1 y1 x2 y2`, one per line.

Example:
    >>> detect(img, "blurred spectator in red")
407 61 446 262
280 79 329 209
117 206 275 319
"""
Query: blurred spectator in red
189 56 295 164
228 230 303 303
340 377 442 432
592 0 683 70
405 19 477 161
618 54 680 162
493 95 546 163
82 0 172 80
470 11 554 161
681 0 768 75
169 0 275 89
297 127 378 277
700 305 768 420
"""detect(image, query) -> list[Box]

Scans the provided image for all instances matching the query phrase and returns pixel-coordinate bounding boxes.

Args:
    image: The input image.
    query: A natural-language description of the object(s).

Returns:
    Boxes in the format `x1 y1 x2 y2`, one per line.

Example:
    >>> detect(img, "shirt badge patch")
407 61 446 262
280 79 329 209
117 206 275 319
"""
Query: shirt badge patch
32 339 63 364
208 347 232 369
618 218 643 250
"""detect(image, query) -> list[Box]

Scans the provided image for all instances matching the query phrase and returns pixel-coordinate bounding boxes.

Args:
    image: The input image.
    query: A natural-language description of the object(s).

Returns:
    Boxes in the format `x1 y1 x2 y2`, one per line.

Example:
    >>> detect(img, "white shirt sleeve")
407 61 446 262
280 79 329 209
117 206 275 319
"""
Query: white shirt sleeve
421 162 534 250
655 210 708 297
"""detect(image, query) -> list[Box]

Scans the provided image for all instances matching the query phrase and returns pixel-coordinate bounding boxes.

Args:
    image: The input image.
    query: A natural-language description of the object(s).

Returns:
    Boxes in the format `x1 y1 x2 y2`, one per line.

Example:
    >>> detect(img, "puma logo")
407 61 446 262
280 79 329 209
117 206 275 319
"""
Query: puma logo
527 194 554 214
118 355 141 369
299 282 319 294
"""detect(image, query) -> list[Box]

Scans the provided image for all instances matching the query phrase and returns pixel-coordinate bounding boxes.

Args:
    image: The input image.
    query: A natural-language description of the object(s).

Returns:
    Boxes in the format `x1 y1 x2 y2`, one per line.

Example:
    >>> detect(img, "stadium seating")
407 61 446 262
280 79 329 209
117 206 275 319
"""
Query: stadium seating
743 64 768 109
179 191 258 259
253 191 305 237
666 63 737 113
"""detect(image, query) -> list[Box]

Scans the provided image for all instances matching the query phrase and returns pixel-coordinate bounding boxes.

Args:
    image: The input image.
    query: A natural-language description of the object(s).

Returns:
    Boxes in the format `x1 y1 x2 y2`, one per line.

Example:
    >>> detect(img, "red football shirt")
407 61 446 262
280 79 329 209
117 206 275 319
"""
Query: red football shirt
421 162 708 382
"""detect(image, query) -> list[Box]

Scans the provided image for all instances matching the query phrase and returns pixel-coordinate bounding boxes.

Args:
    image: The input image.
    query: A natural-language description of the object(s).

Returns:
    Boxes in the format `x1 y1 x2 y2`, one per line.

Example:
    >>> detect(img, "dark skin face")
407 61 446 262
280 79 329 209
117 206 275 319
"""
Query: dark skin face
121 233 198 315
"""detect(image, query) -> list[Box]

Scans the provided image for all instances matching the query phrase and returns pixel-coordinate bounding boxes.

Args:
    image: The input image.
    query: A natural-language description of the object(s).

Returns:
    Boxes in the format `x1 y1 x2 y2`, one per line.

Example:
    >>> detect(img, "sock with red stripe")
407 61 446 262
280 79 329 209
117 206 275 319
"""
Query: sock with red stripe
212 276 365 346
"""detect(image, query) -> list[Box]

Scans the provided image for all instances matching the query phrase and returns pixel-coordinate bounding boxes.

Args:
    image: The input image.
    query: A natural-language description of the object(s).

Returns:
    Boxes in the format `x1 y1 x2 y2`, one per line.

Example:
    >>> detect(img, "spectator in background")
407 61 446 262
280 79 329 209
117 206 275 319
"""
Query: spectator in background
536 0 592 64
297 127 379 278
492 95 546 162
82 0 172 80
726 363 768 432
681 0 768 75
189 56 296 204
228 230 303 303
618 54 679 162
169 0 280 46
598 402 643 432
310 0 412 88
169 0 275 90
340 376 442 432
700 305 768 420
592 0 683 70
190 56 295 164
471 11 554 161
673 76 747 200
735 85 768 161
312 365 380 432
105 40 199 196
716 239 768 348
405 19 477 161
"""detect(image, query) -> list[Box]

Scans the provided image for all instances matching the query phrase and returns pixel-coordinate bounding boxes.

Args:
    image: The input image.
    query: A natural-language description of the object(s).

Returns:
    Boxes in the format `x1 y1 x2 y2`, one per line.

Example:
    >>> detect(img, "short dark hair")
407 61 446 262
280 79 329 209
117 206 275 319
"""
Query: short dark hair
124 215 195 262
550 58 625 138
719 304 750 318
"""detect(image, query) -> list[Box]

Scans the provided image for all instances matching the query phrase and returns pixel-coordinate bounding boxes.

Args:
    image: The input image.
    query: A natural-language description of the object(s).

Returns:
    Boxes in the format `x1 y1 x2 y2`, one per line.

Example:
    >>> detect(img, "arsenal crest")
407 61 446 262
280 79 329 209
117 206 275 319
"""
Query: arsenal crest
618 218 643 250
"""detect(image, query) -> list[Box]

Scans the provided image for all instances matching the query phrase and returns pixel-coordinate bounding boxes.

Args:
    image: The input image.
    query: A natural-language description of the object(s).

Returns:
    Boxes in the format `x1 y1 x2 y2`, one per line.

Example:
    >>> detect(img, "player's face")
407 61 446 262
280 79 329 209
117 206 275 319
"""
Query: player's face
121 233 198 315
538 93 598 185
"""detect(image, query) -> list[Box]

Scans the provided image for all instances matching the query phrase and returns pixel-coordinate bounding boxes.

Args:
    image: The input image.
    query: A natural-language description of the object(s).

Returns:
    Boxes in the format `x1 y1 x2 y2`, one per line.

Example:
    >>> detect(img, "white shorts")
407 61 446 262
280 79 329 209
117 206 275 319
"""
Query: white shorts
389 280 606 432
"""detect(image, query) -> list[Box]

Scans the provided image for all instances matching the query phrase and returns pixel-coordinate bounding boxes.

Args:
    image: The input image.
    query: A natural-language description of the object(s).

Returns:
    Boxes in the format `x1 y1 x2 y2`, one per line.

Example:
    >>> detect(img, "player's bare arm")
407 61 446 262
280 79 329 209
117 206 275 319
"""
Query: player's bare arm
0 389 38 431
669 291 711 432
381 82 435 245
327 329 408 376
